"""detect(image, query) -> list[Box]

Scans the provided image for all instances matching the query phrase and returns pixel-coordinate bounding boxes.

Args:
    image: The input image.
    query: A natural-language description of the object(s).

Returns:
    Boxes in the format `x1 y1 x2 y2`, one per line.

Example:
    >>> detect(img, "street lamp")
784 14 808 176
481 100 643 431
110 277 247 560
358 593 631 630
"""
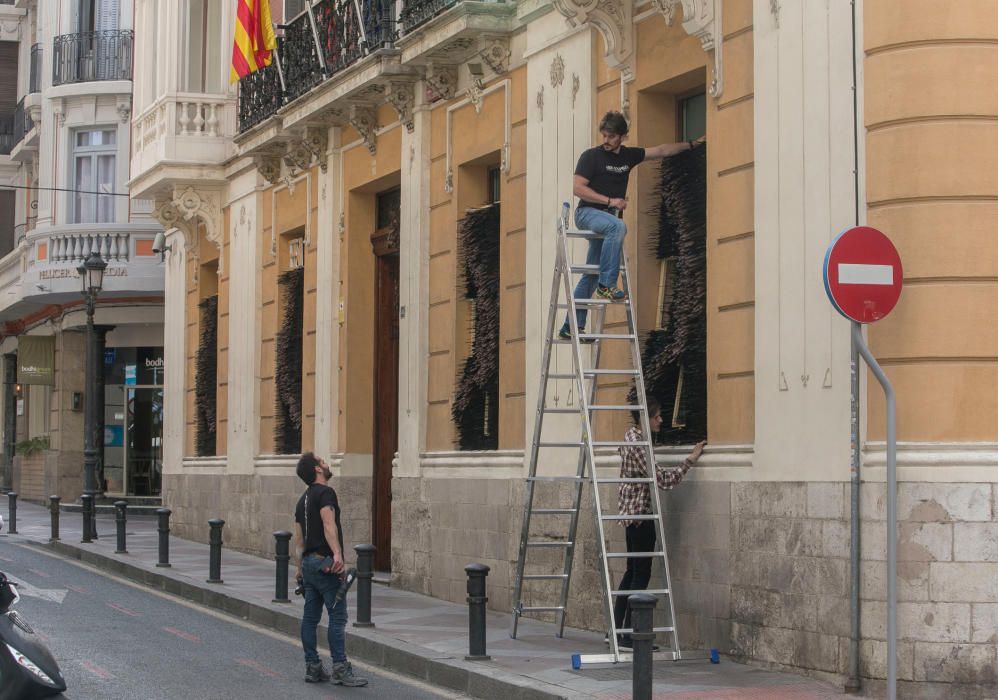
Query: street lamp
78 251 106 510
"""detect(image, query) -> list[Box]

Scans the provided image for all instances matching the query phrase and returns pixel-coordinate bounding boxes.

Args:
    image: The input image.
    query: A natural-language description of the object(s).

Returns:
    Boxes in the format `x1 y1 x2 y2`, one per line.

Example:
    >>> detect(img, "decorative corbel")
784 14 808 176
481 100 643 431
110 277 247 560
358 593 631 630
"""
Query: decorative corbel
348 104 378 155
253 152 283 185
552 0 633 76
174 186 224 272
385 81 415 132
425 64 458 102
116 96 132 124
284 139 313 177
302 126 329 172
478 37 511 76
655 0 723 98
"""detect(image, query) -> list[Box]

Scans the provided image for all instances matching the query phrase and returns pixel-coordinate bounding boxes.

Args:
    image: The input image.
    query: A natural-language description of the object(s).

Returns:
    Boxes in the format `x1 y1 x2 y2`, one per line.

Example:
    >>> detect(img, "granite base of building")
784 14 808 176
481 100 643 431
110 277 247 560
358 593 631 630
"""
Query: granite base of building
391 477 998 699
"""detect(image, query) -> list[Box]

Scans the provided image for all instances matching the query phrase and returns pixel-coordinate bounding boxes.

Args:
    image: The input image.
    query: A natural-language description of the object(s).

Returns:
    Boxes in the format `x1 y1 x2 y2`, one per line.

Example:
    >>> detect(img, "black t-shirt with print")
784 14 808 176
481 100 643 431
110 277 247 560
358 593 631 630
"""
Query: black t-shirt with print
294 483 343 557
575 145 646 210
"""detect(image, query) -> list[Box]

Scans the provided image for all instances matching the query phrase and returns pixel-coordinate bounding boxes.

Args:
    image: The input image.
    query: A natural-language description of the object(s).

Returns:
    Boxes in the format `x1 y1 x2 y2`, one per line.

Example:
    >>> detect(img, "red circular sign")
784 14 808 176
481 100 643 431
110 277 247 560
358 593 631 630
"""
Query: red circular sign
823 226 903 323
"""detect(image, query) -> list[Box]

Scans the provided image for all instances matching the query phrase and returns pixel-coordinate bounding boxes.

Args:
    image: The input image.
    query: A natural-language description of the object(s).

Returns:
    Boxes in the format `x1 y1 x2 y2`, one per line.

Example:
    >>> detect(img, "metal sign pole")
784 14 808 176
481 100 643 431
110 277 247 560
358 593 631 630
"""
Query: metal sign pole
851 323 897 700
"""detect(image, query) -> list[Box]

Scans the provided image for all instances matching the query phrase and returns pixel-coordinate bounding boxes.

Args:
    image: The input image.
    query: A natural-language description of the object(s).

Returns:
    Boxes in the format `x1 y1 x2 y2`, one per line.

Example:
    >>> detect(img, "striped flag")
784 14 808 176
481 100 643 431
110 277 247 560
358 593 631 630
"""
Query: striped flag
230 0 278 83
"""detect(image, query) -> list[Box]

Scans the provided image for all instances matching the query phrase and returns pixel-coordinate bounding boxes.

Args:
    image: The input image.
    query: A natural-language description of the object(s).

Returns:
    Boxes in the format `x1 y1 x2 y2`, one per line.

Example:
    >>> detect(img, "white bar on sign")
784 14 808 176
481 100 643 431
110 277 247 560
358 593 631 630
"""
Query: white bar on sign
838 263 893 285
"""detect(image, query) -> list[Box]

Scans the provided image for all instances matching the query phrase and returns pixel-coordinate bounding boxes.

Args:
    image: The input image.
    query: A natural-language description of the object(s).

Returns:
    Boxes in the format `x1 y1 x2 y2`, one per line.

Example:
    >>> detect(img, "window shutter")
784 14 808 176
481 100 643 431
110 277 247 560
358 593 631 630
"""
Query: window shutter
97 0 120 32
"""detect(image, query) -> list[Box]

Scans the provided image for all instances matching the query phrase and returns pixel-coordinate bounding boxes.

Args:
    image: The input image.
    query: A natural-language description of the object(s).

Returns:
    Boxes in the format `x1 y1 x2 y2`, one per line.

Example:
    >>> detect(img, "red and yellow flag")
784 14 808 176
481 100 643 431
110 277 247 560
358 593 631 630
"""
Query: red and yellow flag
230 0 277 83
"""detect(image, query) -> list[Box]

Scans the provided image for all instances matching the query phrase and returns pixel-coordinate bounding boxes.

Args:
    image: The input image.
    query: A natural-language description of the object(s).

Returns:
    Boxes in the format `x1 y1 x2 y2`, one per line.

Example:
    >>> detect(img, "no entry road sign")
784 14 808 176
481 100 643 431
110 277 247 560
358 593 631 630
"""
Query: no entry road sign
823 226 903 323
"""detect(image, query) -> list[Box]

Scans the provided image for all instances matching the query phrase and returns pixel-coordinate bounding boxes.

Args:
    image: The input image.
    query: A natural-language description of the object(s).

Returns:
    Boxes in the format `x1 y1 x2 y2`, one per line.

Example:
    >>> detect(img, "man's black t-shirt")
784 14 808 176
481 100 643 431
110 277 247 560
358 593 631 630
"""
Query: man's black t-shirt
575 145 646 210
294 483 344 557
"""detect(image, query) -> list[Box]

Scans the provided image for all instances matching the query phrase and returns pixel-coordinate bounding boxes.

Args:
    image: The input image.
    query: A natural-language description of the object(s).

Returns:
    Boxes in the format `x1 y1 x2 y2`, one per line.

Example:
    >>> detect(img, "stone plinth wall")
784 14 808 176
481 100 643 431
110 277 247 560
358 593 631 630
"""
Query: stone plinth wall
392 477 998 699
163 473 372 565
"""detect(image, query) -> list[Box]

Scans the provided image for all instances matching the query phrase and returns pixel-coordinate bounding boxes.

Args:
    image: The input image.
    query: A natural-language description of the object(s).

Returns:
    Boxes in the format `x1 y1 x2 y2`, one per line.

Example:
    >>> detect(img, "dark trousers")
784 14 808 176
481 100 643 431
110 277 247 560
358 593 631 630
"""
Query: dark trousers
612 520 656 633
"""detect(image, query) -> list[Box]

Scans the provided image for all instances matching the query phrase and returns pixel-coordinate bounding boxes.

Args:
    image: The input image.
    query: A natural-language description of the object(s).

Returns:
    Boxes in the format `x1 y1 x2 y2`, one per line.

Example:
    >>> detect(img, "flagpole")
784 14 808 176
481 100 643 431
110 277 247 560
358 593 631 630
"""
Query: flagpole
352 0 369 53
305 0 327 76
272 25 287 96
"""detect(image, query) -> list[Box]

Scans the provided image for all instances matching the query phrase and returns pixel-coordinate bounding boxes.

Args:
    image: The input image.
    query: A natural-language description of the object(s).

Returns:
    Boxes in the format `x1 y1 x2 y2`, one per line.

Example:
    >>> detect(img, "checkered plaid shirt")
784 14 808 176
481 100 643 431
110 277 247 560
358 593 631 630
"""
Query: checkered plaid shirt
617 426 693 526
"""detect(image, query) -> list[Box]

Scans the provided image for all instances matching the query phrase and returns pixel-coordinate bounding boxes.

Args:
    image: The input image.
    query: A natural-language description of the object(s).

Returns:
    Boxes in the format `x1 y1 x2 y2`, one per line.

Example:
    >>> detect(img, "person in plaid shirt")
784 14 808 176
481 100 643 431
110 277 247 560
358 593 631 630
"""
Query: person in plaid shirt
612 395 705 647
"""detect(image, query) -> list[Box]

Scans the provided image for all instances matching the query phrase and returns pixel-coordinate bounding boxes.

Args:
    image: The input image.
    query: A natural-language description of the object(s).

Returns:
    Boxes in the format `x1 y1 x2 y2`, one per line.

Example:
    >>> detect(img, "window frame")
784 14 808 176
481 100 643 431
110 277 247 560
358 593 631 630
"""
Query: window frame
71 128 117 225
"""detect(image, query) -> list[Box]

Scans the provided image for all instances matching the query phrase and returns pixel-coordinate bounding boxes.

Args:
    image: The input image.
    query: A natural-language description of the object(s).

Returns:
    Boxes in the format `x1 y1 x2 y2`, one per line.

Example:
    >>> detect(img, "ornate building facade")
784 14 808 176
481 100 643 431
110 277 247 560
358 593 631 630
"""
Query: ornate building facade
132 1 998 696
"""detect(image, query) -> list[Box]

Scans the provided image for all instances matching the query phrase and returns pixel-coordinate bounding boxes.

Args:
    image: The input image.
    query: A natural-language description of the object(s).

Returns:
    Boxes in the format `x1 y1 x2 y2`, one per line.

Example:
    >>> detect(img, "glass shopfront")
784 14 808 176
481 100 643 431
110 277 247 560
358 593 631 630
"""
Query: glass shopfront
103 347 164 497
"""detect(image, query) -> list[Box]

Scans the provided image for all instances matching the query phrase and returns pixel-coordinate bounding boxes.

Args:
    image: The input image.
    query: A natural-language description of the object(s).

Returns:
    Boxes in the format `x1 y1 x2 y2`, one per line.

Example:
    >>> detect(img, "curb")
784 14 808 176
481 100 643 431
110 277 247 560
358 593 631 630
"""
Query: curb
28 539 575 700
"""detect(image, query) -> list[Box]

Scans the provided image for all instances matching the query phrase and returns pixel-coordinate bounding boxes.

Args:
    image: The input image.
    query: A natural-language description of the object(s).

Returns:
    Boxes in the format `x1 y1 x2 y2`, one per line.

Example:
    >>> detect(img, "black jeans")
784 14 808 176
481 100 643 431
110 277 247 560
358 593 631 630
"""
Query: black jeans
612 521 656 633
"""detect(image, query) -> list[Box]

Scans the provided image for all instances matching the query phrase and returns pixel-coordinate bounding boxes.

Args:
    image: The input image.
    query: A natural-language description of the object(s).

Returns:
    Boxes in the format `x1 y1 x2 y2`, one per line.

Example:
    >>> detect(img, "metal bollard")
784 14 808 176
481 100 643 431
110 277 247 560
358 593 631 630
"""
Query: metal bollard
6 492 16 534
156 508 172 567
464 563 491 661
353 544 375 628
49 495 60 541
114 501 128 554
80 494 94 543
629 594 658 700
206 519 224 583
273 531 292 603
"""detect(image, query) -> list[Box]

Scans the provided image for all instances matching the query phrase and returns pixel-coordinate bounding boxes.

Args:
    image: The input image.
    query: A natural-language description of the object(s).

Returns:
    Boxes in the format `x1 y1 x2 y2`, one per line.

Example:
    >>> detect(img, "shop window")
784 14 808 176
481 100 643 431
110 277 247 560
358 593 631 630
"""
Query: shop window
72 129 116 224
639 92 707 443
275 233 305 454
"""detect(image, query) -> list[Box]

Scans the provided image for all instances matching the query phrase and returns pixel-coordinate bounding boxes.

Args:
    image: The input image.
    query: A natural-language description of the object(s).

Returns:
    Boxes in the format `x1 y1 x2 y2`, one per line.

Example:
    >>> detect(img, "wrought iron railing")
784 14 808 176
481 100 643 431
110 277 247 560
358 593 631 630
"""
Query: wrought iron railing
399 0 459 34
29 43 42 93
12 98 32 146
52 30 134 86
237 0 396 132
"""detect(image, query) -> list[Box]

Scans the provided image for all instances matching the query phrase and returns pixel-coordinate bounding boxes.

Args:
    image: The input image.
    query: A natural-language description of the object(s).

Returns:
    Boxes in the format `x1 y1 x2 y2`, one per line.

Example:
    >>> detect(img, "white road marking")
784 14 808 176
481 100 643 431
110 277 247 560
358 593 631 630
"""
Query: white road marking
838 263 893 285
11 579 68 604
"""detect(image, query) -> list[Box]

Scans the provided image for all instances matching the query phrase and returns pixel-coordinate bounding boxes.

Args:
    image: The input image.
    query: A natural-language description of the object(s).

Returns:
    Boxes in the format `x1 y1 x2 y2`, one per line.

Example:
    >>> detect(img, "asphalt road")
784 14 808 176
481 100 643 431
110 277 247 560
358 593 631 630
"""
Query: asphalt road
0 538 462 700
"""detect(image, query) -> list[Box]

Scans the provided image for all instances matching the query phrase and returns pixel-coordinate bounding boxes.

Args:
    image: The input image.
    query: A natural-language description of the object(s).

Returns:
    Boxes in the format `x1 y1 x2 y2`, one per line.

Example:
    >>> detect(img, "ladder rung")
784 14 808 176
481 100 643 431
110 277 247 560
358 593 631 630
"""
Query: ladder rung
527 541 573 548
601 514 658 521
585 369 639 376
519 606 566 612
588 404 641 411
611 588 670 596
536 441 584 448
523 574 569 581
579 333 636 340
570 264 621 274
614 626 675 634
606 551 666 558
565 229 605 239
591 440 651 447
531 508 576 515
555 299 619 307
600 477 656 484
527 475 585 482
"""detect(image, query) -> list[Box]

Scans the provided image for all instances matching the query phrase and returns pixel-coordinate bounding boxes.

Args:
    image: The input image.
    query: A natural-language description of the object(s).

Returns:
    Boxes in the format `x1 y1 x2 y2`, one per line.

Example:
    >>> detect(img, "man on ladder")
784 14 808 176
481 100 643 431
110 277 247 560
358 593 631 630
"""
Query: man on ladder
559 110 704 341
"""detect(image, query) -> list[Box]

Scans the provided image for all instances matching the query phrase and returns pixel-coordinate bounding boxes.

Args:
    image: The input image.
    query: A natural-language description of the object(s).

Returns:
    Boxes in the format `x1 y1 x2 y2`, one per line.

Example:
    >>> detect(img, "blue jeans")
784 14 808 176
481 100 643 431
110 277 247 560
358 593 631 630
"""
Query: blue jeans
300 555 348 664
562 206 627 332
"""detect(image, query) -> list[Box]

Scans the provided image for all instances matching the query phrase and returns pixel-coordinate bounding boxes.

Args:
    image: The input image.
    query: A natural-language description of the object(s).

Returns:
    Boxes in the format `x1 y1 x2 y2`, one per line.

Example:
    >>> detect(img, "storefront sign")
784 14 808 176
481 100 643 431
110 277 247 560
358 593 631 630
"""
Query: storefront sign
17 336 55 385
39 266 128 280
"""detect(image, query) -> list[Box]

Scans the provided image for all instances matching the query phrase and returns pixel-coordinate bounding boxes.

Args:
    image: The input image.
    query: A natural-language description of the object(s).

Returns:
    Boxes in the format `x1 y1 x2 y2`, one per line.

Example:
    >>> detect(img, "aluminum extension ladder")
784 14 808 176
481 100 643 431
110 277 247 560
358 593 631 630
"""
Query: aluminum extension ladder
509 202 683 666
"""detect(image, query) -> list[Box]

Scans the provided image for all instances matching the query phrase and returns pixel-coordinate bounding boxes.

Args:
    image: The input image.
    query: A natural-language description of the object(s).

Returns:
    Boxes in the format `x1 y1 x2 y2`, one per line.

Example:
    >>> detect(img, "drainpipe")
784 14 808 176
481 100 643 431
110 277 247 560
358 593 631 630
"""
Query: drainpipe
846 0 862 693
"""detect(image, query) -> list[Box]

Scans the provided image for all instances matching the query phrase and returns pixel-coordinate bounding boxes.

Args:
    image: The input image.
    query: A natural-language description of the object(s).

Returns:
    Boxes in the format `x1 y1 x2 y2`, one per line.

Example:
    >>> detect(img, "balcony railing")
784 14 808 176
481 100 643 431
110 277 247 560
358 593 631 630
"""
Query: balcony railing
52 30 134 86
399 0 459 34
238 0 396 132
29 43 42 93
47 231 131 265
11 98 32 147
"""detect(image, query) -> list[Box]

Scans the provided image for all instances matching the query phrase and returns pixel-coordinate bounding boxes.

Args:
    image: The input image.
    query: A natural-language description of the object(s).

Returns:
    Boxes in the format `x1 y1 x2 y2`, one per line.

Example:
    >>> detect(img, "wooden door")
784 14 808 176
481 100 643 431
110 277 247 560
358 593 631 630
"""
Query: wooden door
371 226 399 572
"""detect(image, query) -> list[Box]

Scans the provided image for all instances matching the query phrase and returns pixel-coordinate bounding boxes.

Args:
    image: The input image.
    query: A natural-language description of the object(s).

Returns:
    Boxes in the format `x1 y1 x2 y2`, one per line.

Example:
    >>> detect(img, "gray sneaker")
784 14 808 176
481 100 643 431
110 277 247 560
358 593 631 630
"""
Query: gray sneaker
331 661 368 687
305 661 330 683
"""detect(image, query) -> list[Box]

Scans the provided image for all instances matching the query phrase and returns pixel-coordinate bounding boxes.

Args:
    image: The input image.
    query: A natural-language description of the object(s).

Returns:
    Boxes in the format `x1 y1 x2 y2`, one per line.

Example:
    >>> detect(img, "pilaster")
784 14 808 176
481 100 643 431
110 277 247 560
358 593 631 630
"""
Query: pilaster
161 230 188 479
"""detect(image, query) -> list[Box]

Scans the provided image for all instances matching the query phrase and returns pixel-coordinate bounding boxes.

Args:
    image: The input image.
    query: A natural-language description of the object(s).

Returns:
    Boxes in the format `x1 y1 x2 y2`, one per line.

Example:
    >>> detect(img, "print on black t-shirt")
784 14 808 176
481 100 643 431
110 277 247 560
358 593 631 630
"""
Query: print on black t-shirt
575 145 646 210
294 483 344 557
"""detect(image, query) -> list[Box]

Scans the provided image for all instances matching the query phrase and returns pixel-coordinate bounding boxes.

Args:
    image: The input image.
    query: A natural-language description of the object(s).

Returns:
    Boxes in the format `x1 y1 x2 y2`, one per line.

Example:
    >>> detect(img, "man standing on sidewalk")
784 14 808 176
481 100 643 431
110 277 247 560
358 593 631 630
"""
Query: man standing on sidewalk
559 111 705 341
294 452 367 686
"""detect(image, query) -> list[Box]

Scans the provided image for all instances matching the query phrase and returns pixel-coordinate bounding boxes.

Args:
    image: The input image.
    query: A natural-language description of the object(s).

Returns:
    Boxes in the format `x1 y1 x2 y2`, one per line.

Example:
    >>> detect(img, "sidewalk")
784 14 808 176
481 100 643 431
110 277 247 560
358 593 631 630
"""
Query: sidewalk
1 499 852 699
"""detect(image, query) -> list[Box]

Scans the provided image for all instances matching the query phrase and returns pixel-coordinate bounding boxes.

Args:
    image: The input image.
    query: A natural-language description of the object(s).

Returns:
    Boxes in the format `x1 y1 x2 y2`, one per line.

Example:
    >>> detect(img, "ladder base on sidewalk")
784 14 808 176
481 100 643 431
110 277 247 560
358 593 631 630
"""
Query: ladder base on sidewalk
571 648 716 670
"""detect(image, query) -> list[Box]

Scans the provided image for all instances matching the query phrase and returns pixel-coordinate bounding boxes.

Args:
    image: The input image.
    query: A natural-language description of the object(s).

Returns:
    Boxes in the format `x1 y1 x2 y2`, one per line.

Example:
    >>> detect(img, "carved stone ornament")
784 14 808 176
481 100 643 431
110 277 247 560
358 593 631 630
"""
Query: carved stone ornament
552 0 633 74
116 96 132 124
443 169 454 194
653 0 723 97
349 104 378 155
153 187 225 273
284 139 313 176
52 100 66 127
425 64 458 102
478 37 511 76
550 54 565 89
253 153 283 185
467 82 485 114
572 73 580 107
302 126 329 172
385 81 415 132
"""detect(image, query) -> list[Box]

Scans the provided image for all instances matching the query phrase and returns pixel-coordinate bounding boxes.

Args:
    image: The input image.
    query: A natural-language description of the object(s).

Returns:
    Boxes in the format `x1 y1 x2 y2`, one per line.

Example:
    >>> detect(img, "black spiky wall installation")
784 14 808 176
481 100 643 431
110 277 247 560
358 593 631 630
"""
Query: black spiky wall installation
275 267 304 454
633 144 707 444
453 203 501 450
195 295 218 456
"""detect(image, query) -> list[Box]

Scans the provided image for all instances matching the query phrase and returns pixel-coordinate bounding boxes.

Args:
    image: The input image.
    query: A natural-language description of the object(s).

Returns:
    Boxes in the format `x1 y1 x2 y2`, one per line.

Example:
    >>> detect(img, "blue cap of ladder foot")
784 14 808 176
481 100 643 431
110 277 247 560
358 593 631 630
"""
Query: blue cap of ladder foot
710 648 720 664
572 654 582 670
